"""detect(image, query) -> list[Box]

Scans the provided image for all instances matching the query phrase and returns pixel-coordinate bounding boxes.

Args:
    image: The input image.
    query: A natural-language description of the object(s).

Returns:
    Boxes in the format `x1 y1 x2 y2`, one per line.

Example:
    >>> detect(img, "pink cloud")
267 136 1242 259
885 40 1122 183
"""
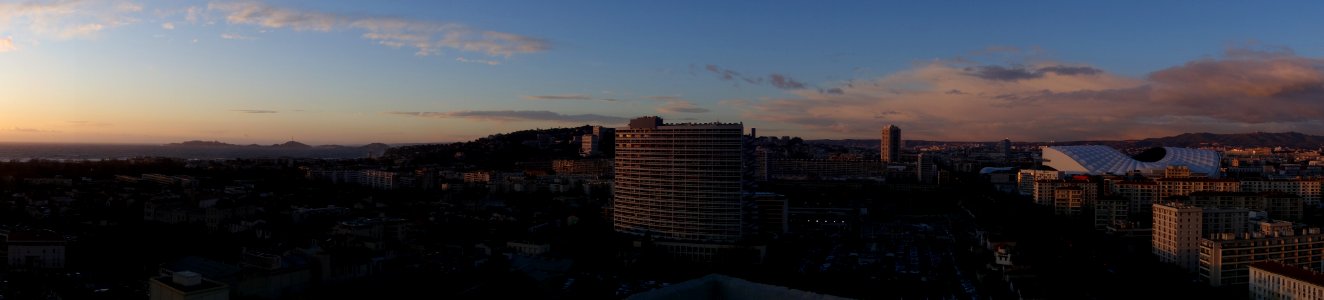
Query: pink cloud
728 48 1324 141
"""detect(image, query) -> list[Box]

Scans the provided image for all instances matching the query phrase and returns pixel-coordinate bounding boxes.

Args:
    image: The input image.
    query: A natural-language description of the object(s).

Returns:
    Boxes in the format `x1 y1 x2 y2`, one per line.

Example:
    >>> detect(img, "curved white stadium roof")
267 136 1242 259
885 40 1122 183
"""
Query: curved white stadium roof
1041 145 1220 176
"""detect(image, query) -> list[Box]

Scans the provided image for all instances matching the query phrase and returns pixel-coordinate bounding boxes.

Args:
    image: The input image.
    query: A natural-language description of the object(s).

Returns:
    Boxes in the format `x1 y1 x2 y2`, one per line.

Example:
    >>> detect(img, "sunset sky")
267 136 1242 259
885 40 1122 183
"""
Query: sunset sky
4 0 1324 144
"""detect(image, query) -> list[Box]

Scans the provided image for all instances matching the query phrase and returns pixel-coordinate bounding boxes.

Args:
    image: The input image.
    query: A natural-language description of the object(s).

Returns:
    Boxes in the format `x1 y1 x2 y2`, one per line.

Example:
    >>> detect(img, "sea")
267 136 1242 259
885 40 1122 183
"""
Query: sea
0 143 389 161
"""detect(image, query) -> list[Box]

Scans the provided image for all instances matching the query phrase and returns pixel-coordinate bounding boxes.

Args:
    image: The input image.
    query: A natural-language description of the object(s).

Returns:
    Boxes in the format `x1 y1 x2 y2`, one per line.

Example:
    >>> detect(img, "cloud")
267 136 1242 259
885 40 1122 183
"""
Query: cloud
0 36 13 52
705 64 741 81
727 47 1324 141
656 100 710 114
161 22 175 30
769 74 807 90
207 1 550 57
645 96 683 101
820 88 844 95
67 121 112 127
702 64 821 90
524 94 593 101
10 127 59 133
1146 48 1324 123
387 110 627 124
233 109 278 114
0 1 140 40
221 33 255 40
456 56 500 65
964 64 1104 81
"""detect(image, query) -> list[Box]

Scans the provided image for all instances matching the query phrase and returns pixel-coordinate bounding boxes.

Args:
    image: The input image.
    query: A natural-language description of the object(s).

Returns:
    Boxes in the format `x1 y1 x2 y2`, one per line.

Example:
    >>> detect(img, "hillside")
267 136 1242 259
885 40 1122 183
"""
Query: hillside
1133 132 1324 148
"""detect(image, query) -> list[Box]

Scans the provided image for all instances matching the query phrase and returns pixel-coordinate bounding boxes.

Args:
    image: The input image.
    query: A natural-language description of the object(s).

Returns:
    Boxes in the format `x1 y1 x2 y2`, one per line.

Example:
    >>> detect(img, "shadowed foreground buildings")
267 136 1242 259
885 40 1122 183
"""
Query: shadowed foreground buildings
627 274 848 300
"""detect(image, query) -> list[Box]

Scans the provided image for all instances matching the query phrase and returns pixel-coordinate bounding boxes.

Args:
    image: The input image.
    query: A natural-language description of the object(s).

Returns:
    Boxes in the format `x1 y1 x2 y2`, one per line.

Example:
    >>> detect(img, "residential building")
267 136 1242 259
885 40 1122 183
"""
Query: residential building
1200 222 1324 287
1242 179 1322 207
1158 178 1242 200
1249 261 1324 300
881 125 901 163
613 116 746 243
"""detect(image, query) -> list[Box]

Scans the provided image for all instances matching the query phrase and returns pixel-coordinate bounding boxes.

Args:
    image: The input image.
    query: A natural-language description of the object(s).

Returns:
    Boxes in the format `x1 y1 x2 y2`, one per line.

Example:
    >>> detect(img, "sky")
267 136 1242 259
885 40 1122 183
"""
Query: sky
3 0 1324 144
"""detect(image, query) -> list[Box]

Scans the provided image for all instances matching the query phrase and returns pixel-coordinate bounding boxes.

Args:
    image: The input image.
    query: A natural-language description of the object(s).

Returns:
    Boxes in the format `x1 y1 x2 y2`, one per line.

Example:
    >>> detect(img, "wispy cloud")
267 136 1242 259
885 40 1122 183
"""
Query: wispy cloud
727 46 1324 141
645 96 683 101
0 36 14 52
9 127 60 133
0 1 141 40
221 33 255 40
207 1 550 57
233 109 278 114
702 64 825 92
524 94 593 100
656 100 710 114
456 56 500 65
161 22 175 30
388 110 627 124
67 121 113 127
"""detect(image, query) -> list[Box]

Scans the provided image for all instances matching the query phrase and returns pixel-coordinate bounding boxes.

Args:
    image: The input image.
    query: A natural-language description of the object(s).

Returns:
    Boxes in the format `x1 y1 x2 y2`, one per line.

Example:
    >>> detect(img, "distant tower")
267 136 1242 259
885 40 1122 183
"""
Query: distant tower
1001 138 1012 159
881 125 901 163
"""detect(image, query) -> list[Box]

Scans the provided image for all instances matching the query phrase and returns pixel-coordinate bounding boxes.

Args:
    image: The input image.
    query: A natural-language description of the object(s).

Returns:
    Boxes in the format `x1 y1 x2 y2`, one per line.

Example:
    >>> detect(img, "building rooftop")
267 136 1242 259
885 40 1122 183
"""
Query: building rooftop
1252 261 1324 286
5 229 65 242
151 275 226 294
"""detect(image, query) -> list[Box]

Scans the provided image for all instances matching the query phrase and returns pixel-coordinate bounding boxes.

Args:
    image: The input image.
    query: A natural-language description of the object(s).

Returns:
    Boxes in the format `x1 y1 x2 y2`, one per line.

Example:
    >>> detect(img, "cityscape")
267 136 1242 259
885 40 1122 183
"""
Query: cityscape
5 1 1324 299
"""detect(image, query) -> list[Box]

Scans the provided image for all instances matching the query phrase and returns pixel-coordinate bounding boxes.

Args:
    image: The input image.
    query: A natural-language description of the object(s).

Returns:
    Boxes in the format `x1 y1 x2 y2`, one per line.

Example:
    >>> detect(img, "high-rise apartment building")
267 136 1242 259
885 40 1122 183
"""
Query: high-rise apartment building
613 116 746 243
1153 202 1251 271
1153 203 1205 271
881 125 901 163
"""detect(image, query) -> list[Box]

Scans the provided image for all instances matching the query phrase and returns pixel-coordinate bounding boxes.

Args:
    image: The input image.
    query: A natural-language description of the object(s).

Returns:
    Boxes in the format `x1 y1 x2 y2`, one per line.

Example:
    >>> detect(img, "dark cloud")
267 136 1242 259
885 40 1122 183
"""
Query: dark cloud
523 94 593 100
820 88 845 95
233 109 278 114
965 65 1103 81
965 65 1042 81
387 110 627 124
703 64 817 88
769 74 807 90
1038 65 1103 76
705 64 742 81
945 89 968 95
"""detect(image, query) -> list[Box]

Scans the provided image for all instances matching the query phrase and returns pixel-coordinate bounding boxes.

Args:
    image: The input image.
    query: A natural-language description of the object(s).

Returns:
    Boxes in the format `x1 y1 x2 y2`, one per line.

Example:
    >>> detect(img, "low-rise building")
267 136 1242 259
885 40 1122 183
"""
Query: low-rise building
149 271 230 300
1250 261 1324 300
1200 222 1324 287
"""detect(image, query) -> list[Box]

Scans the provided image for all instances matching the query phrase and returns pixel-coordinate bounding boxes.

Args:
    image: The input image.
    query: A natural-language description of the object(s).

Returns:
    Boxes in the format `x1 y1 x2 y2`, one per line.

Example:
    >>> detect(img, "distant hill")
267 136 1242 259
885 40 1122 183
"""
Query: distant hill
1133 132 1324 148
166 140 392 149
807 132 1324 149
165 140 237 147
382 125 607 168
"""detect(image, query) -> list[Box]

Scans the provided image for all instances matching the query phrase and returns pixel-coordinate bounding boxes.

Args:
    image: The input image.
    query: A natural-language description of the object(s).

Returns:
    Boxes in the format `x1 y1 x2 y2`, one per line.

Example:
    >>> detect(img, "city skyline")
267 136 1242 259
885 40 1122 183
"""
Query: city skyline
5 1 1324 144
